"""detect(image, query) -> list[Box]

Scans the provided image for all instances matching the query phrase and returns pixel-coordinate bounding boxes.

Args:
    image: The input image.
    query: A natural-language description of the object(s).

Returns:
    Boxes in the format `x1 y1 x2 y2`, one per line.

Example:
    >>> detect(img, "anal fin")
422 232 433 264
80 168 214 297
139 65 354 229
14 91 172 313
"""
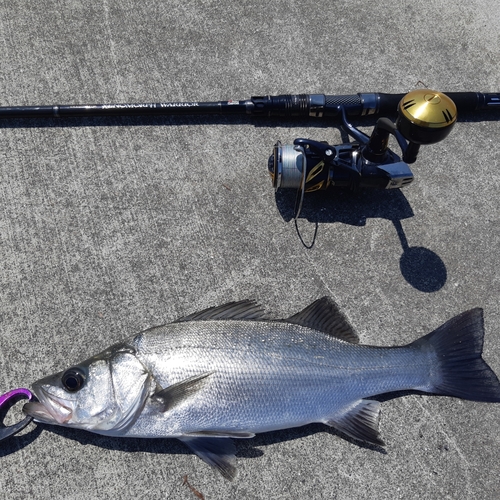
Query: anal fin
326 399 385 446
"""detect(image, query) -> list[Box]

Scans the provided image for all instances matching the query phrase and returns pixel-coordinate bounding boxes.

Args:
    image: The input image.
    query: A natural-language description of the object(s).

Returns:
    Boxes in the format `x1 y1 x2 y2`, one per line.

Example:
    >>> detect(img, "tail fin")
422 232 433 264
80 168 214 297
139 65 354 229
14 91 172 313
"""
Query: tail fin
412 308 500 402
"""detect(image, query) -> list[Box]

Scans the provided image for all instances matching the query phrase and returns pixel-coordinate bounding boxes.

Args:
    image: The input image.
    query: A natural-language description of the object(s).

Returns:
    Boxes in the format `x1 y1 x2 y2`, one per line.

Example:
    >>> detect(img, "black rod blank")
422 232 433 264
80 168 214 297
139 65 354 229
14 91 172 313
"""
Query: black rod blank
0 92 498 120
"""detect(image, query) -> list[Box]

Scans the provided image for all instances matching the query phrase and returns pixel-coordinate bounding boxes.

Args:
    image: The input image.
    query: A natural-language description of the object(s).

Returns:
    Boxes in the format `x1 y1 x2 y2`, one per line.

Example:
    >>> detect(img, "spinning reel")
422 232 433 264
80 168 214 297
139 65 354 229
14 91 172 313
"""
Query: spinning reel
268 89 457 216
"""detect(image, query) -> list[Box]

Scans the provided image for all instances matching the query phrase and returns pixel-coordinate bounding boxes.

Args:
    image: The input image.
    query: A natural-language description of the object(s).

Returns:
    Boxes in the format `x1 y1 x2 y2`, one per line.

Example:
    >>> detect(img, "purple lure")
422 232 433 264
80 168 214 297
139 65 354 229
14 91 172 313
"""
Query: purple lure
0 388 35 442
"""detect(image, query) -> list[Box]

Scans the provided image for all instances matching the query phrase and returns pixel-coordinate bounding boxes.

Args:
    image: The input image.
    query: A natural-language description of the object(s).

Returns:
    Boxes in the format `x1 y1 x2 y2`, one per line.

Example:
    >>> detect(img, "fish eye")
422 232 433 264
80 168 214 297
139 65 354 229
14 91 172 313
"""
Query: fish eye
61 367 86 392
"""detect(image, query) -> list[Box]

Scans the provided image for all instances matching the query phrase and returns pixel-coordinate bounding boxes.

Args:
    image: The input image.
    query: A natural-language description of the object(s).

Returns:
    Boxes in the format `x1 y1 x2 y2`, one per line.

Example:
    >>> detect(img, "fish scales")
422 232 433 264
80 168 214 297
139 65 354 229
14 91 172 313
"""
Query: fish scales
128 320 430 437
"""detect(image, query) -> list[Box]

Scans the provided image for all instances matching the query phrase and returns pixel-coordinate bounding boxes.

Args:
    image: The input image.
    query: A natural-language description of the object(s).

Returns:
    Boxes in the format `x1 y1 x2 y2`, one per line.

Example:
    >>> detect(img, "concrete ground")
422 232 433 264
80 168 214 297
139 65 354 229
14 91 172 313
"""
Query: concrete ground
1 1 500 499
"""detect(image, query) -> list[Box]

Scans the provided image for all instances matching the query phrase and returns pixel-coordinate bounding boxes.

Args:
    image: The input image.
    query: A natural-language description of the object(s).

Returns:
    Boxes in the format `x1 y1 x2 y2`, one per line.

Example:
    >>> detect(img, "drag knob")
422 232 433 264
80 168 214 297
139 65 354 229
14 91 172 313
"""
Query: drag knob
396 90 457 162
397 89 457 144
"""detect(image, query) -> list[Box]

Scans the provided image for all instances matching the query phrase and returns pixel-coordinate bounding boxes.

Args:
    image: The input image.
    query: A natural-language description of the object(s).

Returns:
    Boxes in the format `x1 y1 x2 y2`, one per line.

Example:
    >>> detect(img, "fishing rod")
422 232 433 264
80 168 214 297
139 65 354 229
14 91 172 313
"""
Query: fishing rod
0 91 498 119
1 89 499 217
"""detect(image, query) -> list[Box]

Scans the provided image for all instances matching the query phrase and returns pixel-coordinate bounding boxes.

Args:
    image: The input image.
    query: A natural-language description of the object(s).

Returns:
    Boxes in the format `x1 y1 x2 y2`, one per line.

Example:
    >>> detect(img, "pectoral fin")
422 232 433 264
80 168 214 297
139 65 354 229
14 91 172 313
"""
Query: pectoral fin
152 372 213 412
325 399 385 446
179 436 237 481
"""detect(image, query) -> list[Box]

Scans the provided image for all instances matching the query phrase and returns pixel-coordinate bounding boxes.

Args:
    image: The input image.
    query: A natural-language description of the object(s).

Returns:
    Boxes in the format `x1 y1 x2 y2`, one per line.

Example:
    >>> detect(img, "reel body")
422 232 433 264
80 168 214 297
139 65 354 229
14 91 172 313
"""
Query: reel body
269 139 414 193
268 90 457 210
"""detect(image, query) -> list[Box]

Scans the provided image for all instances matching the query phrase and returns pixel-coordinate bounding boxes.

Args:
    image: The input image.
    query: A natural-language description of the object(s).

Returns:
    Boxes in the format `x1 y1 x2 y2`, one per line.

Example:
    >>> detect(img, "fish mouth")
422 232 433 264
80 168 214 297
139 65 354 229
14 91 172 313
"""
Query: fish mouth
23 386 73 425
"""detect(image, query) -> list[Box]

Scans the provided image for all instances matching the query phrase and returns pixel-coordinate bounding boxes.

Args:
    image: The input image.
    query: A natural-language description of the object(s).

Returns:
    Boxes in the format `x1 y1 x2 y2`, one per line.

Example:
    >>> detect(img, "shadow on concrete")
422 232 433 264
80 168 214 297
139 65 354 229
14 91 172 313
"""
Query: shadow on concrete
275 188 447 293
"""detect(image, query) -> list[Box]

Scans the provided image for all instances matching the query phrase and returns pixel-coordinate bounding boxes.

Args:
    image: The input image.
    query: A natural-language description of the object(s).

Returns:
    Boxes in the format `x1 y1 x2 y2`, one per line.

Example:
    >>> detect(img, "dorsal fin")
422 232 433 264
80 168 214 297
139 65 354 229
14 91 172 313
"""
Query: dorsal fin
173 300 267 322
285 297 359 344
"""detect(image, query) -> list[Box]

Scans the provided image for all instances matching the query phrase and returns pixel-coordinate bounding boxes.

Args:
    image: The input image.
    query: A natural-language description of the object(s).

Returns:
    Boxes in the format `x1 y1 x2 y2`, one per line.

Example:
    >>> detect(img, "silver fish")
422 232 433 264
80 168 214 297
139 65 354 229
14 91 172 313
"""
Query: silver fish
24 298 500 479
